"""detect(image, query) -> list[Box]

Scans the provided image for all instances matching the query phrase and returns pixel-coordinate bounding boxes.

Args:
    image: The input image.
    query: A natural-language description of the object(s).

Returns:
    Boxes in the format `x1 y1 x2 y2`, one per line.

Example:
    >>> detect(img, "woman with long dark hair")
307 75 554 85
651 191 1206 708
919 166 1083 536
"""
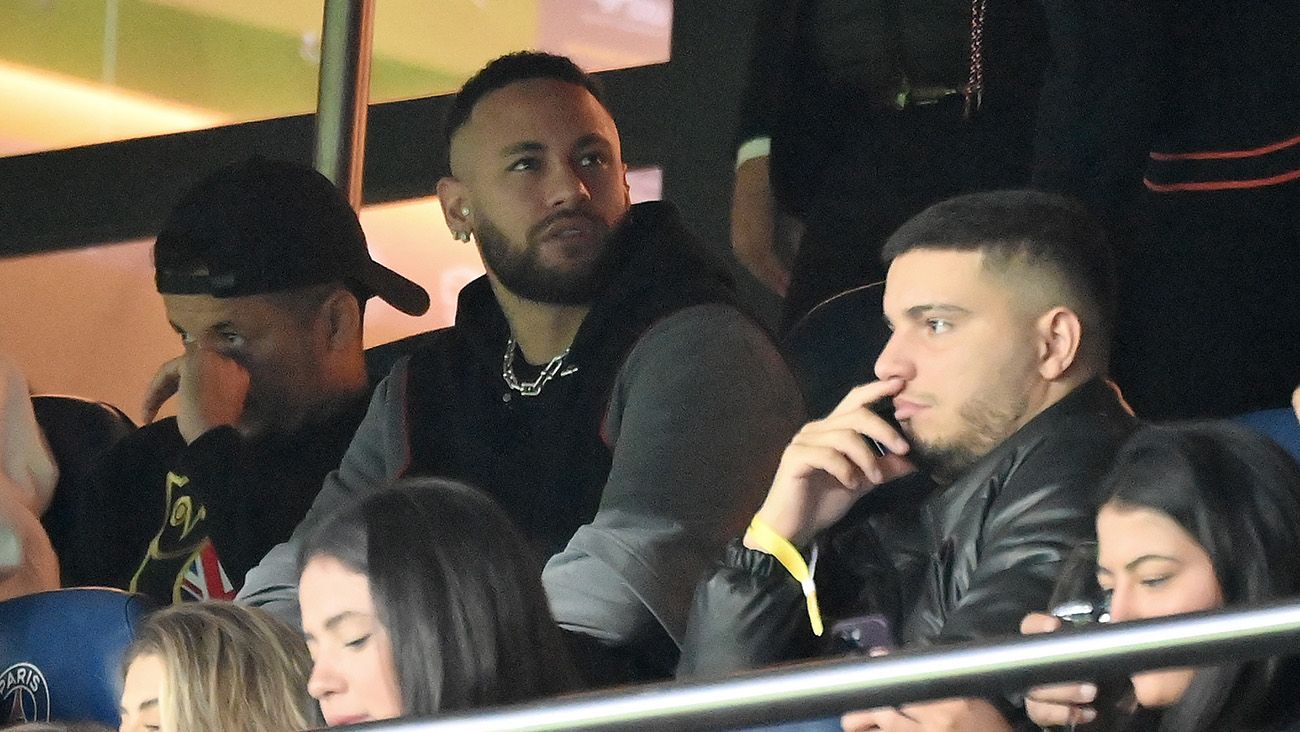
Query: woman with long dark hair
1024 421 1300 731
297 477 579 726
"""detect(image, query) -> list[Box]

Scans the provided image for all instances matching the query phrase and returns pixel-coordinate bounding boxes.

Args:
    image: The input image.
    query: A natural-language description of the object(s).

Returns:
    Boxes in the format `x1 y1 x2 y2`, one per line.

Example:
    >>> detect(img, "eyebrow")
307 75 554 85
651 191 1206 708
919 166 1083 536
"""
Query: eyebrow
573 132 610 149
1097 554 1182 574
501 141 545 157
904 304 971 319
168 320 236 334
303 610 367 643
885 303 970 327
121 698 159 714
325 610 370 632
500 133 611 159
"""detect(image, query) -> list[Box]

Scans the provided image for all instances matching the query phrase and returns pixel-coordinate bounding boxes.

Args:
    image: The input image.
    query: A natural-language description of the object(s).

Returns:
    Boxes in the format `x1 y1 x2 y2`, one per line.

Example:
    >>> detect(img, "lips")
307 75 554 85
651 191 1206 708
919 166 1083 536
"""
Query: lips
892 398 928 421
541 213 601 242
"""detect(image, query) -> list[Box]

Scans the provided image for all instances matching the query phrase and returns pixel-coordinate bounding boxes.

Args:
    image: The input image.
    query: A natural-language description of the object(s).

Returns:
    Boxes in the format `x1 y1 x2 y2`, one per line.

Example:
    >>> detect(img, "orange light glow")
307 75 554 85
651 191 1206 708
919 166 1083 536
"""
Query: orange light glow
0 62 227 156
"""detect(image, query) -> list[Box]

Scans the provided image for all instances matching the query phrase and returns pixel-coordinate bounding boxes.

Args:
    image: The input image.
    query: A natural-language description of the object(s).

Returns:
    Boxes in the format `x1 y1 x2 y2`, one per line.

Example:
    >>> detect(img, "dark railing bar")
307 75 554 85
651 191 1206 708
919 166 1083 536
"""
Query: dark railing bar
340 599 1300 732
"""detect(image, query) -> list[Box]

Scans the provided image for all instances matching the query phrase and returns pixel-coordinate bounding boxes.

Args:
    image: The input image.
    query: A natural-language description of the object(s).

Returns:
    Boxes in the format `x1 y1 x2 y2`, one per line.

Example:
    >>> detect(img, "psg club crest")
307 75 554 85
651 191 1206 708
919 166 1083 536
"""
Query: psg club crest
1 662 50 723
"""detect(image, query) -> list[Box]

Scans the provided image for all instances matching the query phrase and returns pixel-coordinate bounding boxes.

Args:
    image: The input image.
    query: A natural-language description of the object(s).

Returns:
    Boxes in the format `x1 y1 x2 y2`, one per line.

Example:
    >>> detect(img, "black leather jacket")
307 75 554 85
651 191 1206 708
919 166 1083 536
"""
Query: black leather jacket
679 379 1137 678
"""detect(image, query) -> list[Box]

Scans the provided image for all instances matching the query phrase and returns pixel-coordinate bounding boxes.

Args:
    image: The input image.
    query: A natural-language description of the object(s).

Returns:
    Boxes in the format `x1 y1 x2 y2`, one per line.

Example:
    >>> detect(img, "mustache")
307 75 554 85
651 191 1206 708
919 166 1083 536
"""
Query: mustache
528 207 607 240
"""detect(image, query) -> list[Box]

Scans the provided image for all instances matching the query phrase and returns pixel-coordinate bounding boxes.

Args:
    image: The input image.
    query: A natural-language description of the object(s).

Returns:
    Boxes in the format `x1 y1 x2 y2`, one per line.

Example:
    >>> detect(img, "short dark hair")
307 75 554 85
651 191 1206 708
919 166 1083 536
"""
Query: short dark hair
443 51 606 151
297 477 579 716
1100 422 1300 731
881 189 1116 369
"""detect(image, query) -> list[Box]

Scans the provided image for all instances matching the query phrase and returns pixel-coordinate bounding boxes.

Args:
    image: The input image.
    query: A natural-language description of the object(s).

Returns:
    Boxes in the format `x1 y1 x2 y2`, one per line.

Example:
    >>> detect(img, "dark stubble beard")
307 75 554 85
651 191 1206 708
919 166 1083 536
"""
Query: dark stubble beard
903 391 1029 485
475 208 619 305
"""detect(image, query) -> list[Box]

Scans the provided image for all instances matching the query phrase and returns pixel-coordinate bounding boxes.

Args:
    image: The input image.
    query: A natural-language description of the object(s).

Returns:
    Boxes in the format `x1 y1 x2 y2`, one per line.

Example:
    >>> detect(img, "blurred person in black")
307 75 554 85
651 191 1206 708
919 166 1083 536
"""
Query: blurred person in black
1038 1 1300 420
730 0 1054 331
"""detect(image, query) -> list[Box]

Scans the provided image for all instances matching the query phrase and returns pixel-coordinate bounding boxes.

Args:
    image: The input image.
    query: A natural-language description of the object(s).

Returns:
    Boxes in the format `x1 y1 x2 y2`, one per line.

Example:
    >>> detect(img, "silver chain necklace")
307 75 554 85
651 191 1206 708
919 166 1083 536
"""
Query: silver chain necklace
501 337 579 397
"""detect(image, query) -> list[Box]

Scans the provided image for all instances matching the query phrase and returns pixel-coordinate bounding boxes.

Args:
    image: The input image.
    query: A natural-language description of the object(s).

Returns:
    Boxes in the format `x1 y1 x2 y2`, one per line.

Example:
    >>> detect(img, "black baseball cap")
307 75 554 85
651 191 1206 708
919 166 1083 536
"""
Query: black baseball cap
154 157 430 316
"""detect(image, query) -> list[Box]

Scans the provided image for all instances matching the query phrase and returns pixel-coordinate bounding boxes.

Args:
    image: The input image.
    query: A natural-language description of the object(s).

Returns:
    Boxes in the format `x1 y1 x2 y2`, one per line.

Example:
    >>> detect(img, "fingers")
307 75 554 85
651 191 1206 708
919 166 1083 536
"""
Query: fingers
876 453 918 484
1020 613 1096 727
824 381 910 455
1025 684 1097 727
1020 612 1063 635
828 379 905 419
176 349 251 443
1026 681 1098 728
191 348 250 392
140 356 184 423
790 422 885 483
843 706 917 732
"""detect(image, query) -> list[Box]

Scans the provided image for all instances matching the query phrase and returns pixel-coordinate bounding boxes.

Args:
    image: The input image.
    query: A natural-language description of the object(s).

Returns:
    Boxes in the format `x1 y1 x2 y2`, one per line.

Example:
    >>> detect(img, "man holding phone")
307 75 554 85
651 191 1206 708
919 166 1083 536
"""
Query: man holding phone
680 190 1137 730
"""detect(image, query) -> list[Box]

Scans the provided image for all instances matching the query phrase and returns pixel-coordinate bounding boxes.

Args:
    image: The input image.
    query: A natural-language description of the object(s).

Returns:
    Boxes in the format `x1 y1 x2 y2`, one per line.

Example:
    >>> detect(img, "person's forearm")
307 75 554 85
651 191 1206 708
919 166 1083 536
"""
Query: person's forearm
731 155 791 296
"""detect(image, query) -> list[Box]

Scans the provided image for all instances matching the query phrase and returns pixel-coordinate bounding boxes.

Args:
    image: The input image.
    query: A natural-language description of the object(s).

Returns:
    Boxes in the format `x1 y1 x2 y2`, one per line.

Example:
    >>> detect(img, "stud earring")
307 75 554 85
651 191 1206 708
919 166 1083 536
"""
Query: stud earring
460 206 470 217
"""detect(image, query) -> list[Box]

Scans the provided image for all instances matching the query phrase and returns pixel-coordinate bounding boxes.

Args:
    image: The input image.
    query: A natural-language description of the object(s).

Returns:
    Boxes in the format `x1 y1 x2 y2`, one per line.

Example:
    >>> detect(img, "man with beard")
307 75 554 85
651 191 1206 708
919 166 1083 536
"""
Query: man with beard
238 52 804 681
680 190 1137 730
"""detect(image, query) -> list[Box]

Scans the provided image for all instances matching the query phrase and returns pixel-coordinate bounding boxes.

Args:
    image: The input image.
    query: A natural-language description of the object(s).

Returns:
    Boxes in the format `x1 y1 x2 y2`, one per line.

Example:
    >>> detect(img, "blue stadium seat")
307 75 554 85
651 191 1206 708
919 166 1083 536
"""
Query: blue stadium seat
1234 408 1300 463
0 588 153 725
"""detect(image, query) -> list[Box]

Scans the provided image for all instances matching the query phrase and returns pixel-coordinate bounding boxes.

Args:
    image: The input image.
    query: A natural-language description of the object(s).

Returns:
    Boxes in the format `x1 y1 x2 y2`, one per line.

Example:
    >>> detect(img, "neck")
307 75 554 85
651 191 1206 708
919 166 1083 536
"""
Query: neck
490 279 591 364
1022 370 1095 428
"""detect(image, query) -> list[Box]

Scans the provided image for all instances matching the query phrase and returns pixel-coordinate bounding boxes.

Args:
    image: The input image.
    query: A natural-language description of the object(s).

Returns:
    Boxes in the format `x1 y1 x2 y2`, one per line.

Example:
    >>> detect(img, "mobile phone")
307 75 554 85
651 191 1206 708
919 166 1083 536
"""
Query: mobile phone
865 398 905 457
828 614 894 655
1051 600 1111 627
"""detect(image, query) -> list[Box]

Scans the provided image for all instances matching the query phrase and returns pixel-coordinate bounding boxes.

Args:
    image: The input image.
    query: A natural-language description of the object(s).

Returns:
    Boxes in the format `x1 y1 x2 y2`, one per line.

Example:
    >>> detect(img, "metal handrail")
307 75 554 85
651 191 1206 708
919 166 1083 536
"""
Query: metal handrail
314 0 375 208
339 599 1300 731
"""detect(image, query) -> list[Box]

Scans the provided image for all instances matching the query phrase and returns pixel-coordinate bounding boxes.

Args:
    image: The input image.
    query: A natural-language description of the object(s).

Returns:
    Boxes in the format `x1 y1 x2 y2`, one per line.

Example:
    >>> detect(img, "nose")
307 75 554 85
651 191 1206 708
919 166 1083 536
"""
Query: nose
1107 585 1136 623
306 654 343 702
547 161 591 209
873 331 913 383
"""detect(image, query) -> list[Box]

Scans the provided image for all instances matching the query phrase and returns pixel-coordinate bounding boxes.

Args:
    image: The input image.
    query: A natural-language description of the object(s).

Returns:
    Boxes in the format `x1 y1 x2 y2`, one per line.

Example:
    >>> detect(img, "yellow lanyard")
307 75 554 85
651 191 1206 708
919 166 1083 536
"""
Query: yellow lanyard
745 517 824 637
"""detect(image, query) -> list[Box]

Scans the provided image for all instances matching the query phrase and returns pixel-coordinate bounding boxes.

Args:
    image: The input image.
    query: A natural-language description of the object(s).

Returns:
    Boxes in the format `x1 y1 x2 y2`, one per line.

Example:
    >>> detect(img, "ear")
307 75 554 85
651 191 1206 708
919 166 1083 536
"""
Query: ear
321 288 363 351
1036 306 1082 381
436 176 473 237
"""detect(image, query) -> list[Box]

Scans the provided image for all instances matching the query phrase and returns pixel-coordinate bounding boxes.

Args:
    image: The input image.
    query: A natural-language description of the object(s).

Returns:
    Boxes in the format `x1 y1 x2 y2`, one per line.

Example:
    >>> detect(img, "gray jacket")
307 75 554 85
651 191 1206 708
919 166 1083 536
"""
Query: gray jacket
239 303 805 665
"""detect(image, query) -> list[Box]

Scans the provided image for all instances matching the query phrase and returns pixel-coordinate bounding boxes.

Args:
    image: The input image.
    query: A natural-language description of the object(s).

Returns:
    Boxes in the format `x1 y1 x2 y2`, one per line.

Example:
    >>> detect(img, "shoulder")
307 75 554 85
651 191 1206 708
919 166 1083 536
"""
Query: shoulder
1002 383 1136 483
84 419 183 509
623 304 783 372
607 304 803 429
105 418 185 464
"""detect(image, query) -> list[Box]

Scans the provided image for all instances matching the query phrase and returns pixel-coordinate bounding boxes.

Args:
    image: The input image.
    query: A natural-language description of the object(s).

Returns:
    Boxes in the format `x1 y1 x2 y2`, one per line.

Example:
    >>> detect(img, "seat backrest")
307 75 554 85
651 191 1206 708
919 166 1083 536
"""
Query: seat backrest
364 330 442 383
782 283 890 418
0 588 153 725
1233 408 1300 463
30 396 135 565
